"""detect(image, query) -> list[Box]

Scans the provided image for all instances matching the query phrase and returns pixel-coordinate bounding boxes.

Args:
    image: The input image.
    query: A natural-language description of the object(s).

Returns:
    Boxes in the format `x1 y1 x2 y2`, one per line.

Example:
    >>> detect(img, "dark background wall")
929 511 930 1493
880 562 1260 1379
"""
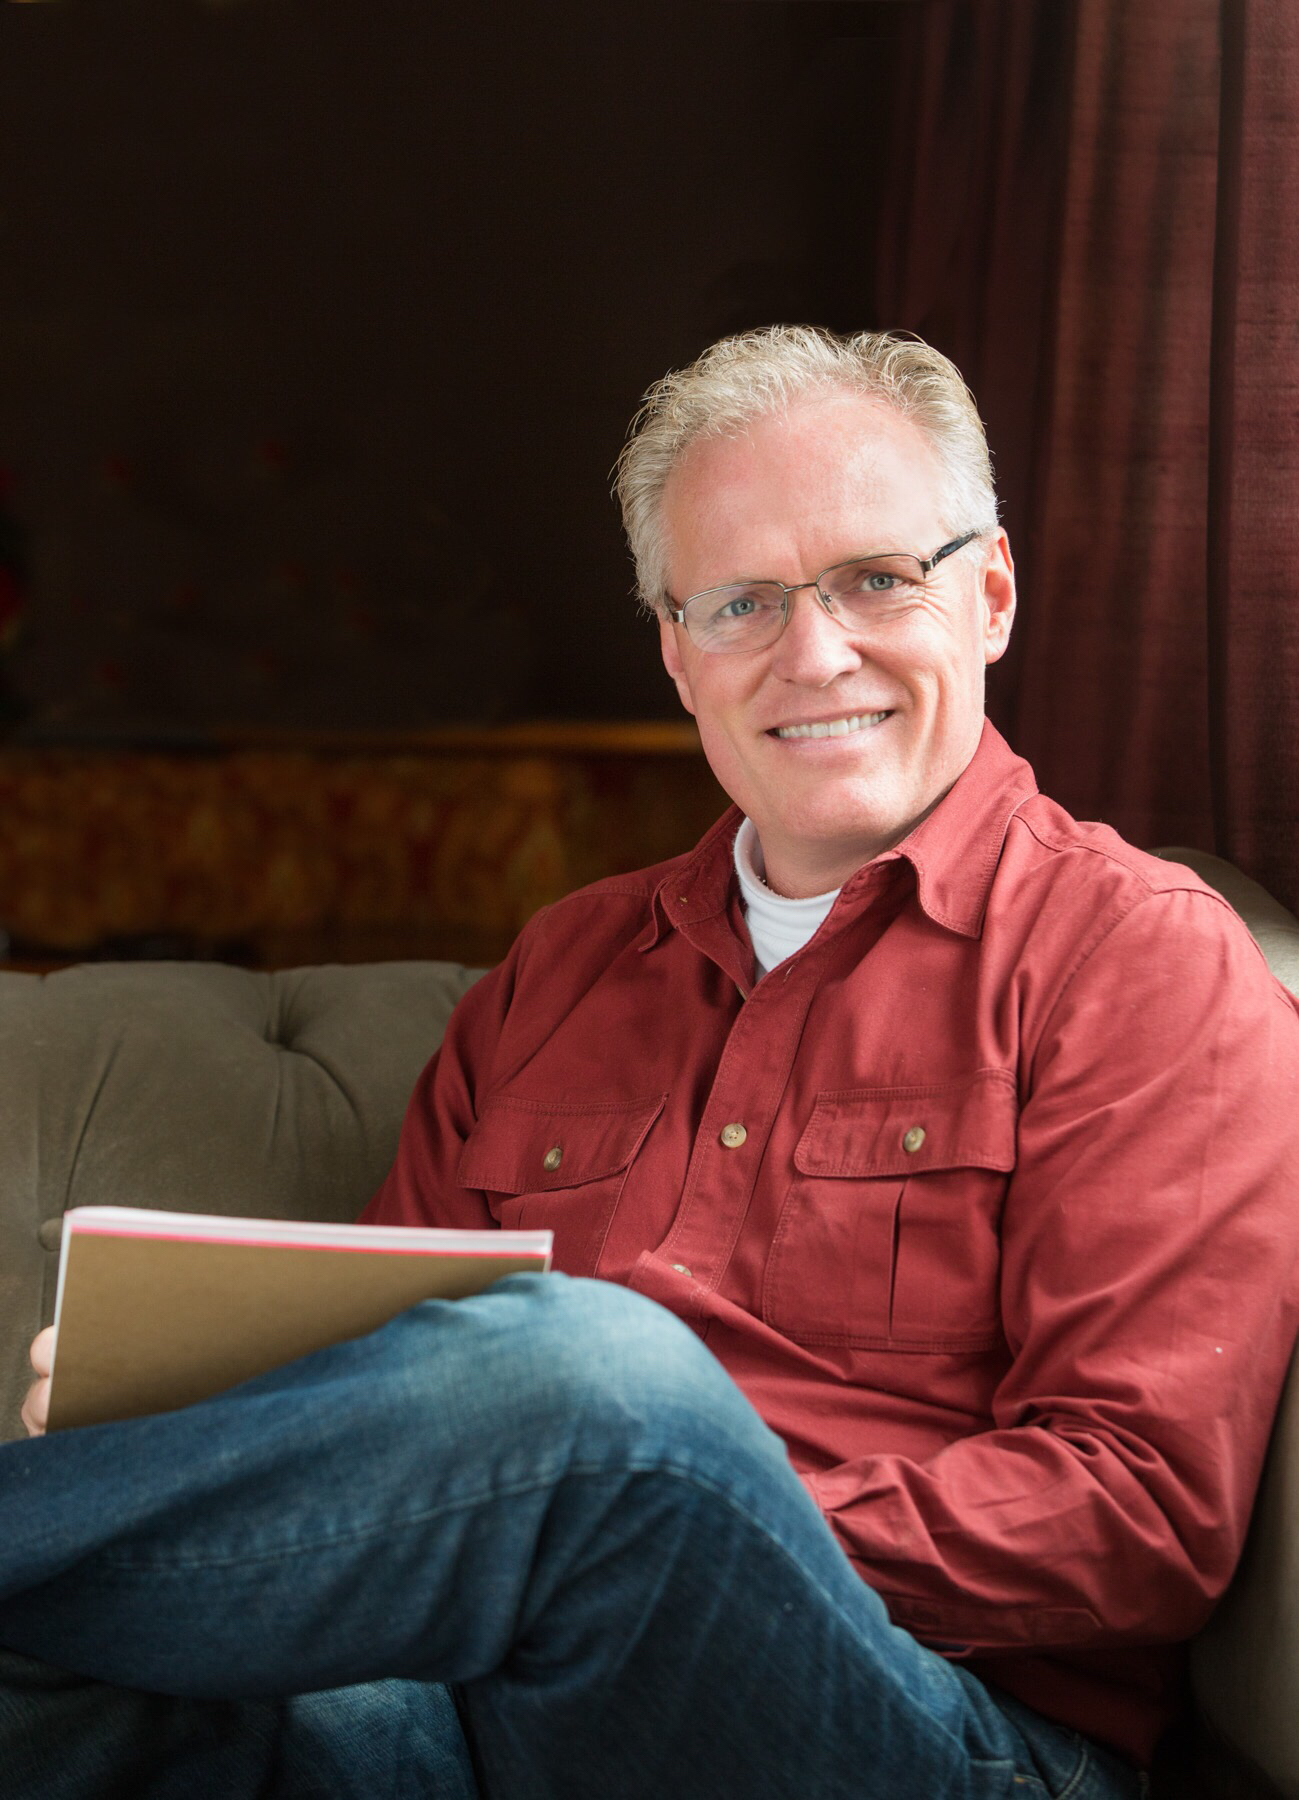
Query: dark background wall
0 0 903 738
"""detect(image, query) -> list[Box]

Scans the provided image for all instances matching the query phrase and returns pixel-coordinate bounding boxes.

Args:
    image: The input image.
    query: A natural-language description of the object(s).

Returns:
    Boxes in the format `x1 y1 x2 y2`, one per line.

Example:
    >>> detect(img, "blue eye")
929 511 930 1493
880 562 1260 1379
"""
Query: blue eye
685 583 785 649
824 557 925 605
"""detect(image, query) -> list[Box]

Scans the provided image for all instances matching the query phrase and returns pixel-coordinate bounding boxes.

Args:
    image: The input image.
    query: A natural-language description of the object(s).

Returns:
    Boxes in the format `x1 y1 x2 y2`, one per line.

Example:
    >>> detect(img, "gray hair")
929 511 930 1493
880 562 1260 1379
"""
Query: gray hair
613 325 999 612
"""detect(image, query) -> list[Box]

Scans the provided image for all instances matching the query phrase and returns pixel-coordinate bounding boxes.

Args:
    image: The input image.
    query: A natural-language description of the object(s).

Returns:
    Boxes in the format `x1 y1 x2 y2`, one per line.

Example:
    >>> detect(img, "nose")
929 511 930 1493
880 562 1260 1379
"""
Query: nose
769 583 864 686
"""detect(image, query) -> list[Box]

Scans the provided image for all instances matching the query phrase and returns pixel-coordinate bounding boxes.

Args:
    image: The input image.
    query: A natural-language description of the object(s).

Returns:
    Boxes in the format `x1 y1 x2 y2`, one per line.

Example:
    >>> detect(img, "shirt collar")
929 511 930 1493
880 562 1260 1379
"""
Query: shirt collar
647 719 1038 947
643 809 742 950
843 720 1038 937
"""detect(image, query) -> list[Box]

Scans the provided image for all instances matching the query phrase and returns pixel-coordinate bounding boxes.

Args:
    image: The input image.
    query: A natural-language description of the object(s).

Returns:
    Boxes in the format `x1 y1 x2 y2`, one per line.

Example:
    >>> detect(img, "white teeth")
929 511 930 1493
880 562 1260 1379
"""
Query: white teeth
775 711 889 740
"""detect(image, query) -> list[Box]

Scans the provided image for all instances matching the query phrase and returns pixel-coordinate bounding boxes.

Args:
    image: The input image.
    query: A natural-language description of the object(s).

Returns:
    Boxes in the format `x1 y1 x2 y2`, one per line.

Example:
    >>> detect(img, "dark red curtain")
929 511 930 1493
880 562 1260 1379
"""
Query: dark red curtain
876 0 1299 915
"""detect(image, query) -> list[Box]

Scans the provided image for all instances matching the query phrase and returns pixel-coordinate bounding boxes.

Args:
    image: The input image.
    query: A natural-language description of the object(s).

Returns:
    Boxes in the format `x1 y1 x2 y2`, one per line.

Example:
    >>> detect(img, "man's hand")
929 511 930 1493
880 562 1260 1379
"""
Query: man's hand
21 1327 54 1438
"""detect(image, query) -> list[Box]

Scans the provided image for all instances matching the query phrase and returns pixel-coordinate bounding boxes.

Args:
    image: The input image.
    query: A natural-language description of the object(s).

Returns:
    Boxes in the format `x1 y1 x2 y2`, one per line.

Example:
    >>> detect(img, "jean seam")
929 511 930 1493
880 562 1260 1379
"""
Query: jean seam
1009 1736 1097 1800
90 1456 801 1576
1053 1744 1093 1800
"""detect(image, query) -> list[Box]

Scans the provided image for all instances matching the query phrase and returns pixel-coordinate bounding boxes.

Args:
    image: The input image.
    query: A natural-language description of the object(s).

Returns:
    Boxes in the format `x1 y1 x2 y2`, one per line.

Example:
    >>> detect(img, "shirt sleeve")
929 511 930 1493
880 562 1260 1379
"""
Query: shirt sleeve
806 885 1299 1653
359 943 528 1233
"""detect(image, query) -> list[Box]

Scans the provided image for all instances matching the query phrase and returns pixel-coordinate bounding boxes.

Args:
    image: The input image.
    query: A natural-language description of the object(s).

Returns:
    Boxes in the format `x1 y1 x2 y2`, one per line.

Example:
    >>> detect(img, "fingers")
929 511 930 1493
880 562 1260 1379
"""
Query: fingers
21 1376 50 1438
30 1326 55 1379
22 1329 56 1436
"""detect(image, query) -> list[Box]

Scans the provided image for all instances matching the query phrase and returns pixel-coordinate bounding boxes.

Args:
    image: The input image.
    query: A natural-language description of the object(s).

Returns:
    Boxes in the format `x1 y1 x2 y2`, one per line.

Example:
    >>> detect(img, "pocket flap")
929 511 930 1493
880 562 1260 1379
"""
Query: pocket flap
459 1093 667 1194
794 1070 1017 1178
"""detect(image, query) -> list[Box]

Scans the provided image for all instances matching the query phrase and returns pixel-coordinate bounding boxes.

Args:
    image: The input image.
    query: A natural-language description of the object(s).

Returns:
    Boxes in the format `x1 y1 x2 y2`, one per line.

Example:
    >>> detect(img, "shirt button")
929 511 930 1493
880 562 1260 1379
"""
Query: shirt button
902 1126 926 1154
720 1122 748 1149
671 1263 693 1278
542 1145 563 1172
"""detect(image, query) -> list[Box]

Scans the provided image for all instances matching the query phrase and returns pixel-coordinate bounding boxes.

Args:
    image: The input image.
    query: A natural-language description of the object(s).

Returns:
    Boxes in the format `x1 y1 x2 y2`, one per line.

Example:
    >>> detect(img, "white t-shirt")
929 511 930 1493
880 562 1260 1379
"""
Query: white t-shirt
732 817 840 979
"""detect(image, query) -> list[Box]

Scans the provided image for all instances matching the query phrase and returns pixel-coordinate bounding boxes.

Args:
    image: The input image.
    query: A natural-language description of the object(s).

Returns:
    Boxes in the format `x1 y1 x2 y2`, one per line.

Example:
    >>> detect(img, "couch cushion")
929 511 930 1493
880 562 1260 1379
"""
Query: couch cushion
0 960 482 1438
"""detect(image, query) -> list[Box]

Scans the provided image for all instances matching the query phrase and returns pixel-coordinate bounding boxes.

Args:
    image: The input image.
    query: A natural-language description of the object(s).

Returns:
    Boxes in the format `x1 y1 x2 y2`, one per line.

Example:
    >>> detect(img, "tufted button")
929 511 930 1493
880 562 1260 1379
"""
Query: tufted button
671 1263 693 1278
37 1217 64 1252
719 1122 748 1149
902 1126 926 1154
542 1145 563 1172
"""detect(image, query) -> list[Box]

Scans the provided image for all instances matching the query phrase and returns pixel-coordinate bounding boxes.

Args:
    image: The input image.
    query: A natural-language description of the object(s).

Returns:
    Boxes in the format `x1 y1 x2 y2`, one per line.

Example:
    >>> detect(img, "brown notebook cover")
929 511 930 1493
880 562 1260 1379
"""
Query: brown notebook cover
47 1206 553 1431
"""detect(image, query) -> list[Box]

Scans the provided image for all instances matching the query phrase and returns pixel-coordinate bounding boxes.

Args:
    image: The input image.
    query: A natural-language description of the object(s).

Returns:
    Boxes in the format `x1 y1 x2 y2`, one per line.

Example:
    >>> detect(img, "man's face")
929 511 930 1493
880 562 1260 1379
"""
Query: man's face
658 391 1016 897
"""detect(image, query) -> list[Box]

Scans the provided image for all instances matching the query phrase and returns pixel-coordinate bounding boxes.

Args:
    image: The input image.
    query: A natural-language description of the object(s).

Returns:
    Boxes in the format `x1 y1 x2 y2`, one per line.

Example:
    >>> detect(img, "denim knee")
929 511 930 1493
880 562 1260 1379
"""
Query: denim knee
370 1273 785 1489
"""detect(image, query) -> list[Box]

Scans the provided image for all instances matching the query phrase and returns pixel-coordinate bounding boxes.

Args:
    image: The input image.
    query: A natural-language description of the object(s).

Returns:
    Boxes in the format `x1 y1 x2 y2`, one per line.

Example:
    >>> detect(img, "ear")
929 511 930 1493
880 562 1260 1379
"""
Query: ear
658 616 698 717
978 530 1017 666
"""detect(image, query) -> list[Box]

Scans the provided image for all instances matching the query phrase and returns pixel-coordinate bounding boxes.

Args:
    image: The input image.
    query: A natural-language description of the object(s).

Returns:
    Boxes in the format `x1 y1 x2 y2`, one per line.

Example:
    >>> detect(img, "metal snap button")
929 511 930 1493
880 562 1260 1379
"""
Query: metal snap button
720 1122 748 1149
542 1145 563 1172
671 1263 692 1278
902 1126 926 1154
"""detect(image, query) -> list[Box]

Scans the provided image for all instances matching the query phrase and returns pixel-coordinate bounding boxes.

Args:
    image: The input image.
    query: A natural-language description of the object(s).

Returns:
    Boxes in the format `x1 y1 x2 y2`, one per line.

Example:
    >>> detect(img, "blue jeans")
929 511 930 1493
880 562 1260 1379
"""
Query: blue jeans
0 1275 1147 1799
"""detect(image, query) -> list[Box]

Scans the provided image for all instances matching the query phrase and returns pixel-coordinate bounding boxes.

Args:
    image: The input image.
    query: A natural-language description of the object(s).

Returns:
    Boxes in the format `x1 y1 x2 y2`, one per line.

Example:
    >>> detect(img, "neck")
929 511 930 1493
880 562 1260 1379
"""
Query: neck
737 820 842 901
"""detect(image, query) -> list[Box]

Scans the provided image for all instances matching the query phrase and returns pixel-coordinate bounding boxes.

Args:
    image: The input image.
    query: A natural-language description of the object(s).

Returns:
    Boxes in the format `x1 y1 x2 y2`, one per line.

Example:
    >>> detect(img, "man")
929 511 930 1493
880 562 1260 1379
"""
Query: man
6 326 1299 1800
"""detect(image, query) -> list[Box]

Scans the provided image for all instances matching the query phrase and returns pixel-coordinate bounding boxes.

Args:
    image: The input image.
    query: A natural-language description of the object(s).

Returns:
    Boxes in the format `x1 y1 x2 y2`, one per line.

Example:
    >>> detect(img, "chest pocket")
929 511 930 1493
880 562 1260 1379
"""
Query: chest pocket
762 1071 1018 1351
458 1093 666 1277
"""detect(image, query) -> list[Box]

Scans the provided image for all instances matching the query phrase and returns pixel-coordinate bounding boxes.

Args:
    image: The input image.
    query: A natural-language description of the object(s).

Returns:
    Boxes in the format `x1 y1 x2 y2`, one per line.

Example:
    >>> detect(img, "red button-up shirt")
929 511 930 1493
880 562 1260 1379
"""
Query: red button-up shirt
365 724 1299 1765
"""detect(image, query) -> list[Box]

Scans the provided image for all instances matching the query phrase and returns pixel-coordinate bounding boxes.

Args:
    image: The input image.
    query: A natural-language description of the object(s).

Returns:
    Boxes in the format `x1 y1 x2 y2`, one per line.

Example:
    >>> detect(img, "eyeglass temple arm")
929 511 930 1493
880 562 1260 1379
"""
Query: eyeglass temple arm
922 530 981 574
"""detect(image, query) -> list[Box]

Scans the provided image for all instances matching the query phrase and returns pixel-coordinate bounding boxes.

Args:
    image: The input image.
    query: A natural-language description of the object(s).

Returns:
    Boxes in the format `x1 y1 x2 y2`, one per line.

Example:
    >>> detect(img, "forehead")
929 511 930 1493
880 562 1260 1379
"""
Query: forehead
661 391 948 589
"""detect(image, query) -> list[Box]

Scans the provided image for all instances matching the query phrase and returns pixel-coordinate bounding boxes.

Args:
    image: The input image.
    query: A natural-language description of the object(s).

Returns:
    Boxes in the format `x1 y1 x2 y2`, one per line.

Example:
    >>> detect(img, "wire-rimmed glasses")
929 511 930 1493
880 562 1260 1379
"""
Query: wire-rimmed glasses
665 531 980 655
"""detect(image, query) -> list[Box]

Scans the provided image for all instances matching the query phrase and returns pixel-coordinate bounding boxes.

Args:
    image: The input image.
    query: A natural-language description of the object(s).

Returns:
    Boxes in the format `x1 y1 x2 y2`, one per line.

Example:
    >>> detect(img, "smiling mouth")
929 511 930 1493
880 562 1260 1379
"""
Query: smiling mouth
773 710 892 740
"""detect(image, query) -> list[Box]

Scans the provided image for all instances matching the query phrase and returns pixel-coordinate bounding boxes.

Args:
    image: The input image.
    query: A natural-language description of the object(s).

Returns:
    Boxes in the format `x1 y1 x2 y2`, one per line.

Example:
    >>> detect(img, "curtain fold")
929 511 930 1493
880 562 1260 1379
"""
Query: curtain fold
1207 0 1299 921
879 0 1299 913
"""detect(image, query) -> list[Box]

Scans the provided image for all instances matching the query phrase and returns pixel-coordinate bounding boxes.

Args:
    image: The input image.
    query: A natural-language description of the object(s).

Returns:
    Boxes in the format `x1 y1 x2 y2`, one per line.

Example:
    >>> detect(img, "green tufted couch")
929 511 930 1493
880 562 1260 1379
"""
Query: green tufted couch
0 849 1296 1798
